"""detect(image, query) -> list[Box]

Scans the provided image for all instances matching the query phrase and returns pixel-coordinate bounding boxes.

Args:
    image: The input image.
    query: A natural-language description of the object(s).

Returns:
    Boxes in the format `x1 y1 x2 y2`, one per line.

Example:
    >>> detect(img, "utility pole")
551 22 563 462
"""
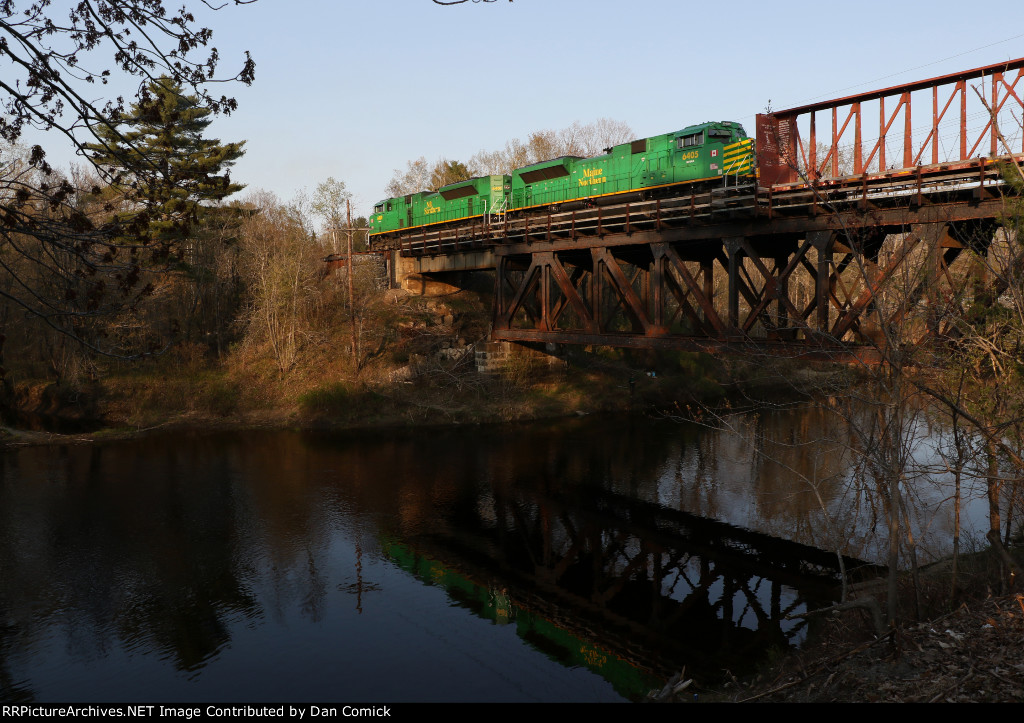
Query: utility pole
347 199 358 366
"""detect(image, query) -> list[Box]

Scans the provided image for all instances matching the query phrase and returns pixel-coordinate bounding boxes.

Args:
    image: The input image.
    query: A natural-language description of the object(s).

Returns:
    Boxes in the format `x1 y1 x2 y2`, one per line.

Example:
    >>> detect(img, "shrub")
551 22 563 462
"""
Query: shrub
298 382 352 415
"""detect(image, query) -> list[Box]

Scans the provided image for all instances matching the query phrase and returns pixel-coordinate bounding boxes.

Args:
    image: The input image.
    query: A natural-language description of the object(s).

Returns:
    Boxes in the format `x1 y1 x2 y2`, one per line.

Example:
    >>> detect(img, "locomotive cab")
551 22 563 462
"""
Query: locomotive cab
369 192 427 239
369 198 403 238
369 200 389 238
671 121 754 182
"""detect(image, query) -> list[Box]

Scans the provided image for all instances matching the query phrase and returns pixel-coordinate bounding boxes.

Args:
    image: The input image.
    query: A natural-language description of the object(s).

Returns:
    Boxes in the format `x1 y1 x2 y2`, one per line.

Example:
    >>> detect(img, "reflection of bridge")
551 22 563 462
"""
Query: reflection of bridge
395 476 884 693
384 541 662 702
375 58 1024 354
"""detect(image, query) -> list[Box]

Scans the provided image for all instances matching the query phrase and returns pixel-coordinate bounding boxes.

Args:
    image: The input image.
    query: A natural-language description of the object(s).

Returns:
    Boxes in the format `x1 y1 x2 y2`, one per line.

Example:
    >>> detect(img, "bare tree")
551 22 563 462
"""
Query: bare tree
385 157 432 197
236 192 323 375
385 157 475 196
563 118 635 156
468 118 636 175
311 177 350 254
0 0 256 366
468 140 530 176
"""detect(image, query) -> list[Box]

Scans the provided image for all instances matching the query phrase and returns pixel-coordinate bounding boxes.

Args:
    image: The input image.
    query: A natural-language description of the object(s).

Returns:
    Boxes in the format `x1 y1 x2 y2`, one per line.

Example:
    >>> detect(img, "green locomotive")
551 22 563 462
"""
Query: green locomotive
368 120 753 242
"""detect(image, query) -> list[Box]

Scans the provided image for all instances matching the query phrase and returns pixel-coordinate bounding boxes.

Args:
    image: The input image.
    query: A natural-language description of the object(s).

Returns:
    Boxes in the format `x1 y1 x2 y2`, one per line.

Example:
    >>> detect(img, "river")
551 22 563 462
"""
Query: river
0 409 993 702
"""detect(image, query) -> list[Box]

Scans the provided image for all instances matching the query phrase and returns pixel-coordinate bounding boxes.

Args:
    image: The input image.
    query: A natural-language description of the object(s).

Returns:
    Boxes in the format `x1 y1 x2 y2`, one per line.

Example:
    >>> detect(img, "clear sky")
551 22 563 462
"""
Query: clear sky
46 0 1024 222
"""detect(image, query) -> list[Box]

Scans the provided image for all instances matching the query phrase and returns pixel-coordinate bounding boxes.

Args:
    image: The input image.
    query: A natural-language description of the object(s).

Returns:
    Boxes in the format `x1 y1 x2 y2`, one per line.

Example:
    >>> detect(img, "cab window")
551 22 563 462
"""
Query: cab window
677 132 703 149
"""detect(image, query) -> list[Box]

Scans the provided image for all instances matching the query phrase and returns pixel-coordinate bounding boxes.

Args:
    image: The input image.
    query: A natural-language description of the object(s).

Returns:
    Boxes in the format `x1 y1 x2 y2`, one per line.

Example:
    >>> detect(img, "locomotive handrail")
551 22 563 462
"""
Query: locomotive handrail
488 196 509 225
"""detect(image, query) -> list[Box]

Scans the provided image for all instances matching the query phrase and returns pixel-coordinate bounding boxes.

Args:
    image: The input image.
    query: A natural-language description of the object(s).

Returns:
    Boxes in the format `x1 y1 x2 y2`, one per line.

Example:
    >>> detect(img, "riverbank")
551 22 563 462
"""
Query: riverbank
0 282 862 447
704 588 1024 703
704 589 1024 700
0 343 853 447
660 546 1024 703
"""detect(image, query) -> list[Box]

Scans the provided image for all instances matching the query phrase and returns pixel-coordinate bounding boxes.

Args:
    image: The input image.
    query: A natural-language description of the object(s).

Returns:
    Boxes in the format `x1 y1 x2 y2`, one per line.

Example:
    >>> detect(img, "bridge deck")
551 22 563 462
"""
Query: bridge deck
379 156 1013 260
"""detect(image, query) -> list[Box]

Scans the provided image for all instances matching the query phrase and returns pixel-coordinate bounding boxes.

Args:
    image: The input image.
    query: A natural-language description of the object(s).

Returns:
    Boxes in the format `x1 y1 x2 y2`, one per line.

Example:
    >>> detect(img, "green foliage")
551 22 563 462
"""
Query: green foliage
430 160 472 190
998 160 1024 240
84 76 246 243
311 177 351 231
206 379 241 417
999 160 1024 196
298 383 353 415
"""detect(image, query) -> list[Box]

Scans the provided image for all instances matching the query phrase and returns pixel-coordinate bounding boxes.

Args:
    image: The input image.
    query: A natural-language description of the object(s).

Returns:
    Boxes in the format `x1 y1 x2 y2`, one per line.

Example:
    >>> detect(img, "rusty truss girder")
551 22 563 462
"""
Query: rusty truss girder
492 218 996 355
757 57 1024 186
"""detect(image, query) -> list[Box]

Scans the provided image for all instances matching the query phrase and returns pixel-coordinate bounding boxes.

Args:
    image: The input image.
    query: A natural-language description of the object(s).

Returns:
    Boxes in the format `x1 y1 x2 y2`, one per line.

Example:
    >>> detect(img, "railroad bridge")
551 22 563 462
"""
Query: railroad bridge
373 58 1024 357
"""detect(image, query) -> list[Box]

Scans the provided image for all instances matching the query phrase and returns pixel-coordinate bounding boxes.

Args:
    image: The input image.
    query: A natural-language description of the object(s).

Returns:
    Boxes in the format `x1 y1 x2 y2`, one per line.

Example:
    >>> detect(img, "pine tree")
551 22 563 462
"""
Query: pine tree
429 159 472 190
85 76 246 242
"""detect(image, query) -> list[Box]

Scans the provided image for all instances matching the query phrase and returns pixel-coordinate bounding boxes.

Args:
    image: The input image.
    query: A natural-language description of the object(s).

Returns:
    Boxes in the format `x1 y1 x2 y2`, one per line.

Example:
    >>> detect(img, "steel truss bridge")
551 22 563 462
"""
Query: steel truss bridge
374 58 1024 355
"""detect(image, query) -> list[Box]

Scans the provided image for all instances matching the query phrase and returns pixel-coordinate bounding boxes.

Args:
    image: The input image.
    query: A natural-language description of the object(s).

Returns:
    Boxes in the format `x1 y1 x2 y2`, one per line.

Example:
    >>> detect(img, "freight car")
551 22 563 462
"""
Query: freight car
368 120 754 242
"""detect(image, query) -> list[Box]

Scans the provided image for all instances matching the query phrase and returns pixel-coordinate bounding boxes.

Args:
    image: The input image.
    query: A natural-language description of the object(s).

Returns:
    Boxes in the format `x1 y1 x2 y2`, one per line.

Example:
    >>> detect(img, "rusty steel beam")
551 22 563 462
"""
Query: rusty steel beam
496 260 542 330
544 253 595 333
830 233 923 340
657 243 727 334
758 57 1024 185
775 57 1024 117
490 196 1008 257
490 215 1000 355
737 237 807 336
591 247 653 334
663 269 716 336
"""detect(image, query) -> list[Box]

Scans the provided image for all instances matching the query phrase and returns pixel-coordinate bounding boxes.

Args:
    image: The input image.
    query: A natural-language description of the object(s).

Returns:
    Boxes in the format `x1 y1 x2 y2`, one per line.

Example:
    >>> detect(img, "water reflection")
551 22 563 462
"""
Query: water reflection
0 410 977 702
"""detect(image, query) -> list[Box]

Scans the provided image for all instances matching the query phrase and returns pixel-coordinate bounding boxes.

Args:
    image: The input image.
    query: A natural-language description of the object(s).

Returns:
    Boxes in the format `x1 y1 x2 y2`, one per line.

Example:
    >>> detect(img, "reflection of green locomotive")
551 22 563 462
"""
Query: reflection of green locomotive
368 121 754 242
383 540 663 701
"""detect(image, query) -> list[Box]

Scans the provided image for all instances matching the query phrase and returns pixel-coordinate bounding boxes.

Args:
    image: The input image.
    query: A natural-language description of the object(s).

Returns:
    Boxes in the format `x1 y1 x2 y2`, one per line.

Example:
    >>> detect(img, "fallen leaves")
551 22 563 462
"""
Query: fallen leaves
717 593 1024 703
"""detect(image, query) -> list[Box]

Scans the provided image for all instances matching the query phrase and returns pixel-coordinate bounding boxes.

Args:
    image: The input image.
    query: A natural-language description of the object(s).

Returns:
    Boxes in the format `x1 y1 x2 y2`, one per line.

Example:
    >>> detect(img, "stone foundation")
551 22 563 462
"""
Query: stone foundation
475 341 567 374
